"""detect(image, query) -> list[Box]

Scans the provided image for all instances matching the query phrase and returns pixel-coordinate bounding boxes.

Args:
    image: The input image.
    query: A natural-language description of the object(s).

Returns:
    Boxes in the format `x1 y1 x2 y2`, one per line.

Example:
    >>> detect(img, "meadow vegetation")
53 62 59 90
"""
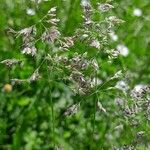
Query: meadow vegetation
0 0 150 149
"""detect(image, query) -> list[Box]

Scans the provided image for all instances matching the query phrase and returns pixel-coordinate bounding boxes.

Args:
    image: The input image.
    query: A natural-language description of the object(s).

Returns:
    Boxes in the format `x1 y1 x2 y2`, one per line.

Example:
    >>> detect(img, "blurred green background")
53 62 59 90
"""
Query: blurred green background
0 0 150 149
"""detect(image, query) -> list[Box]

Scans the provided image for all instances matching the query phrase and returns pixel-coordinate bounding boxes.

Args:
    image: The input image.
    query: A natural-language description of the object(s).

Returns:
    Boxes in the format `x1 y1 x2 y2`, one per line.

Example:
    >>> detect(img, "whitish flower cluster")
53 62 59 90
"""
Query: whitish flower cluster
115 83 150 127
110 70 123 80
133 8 142 17
0 59 22 68
98 3 114 12
109 31 118 41
115 80 129 93
17 26 37 56
49 52 99 94
63 103 79 117
117 44 129 57
131 84 150 100
26 8 35 16
41 7 61 43
90 39 101 49
42 26 60 43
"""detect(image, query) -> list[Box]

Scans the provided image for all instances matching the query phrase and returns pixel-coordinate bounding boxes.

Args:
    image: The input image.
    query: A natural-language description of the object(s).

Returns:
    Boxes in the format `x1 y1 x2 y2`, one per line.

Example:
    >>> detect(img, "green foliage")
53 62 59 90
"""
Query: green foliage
0 0 150 149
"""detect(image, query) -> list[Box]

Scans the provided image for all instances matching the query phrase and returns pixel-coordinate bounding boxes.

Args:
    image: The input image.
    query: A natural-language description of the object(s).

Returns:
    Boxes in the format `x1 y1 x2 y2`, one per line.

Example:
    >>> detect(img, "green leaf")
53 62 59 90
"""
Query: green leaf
17 98 31 106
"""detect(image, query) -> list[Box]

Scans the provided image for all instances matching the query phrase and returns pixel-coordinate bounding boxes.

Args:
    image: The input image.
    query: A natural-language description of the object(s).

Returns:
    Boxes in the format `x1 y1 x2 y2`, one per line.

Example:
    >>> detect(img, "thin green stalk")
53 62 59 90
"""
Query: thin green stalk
46 60 55 148
93 94 97 135
92 70 98 139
